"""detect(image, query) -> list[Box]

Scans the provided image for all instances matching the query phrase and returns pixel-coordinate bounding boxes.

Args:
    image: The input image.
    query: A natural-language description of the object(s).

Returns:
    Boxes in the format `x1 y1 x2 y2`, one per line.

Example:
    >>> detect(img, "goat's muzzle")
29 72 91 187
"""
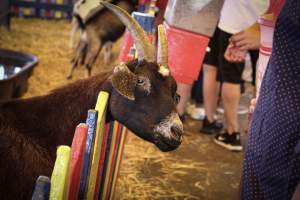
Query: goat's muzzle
153 125 183 152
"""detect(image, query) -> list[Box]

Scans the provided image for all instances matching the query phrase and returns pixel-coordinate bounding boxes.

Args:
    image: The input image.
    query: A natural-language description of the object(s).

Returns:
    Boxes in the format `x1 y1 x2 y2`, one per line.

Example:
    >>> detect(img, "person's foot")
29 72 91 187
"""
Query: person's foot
214 131 242 151
200 117 223 134
187 104 205 120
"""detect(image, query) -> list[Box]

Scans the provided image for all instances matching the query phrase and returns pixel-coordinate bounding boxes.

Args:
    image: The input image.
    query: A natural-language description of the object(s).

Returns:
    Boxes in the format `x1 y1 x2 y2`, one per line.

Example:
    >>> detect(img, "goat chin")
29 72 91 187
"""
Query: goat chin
154 139 181 152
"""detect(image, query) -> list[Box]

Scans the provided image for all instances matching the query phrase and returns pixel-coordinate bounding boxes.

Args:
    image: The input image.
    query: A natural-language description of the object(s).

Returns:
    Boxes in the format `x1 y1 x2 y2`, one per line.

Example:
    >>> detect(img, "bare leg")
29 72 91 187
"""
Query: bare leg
203 64 219 122
176 83 192 116
221 82 240 133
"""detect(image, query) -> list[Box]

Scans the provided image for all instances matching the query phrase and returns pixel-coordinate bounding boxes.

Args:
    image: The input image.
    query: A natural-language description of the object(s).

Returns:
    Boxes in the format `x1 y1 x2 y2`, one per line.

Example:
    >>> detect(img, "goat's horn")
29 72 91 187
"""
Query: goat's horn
157 24 170 77
157 24 168 66
101 2 155 62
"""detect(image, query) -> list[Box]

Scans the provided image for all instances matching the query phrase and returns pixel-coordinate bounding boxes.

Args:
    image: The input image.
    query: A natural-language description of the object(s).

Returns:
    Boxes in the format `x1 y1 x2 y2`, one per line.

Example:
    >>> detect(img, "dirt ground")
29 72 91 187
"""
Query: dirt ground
0 18 252 200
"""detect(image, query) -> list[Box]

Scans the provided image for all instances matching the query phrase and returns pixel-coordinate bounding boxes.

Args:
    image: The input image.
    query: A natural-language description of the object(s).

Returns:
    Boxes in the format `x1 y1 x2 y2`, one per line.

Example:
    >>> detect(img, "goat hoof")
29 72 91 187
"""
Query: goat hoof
67 75 73 80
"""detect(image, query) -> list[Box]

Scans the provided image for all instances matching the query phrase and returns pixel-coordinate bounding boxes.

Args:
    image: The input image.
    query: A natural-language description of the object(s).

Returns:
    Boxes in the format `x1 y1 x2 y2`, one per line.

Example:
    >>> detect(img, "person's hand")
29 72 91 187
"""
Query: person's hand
224 42 247 63
229 23 261 51
249 98 257 113
246 98 257 134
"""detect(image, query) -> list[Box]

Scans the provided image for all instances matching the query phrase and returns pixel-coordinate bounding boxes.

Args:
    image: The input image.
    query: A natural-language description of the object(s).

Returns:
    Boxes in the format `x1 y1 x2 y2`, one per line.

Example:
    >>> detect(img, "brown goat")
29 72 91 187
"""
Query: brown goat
0 3 183 199
68 0 137 79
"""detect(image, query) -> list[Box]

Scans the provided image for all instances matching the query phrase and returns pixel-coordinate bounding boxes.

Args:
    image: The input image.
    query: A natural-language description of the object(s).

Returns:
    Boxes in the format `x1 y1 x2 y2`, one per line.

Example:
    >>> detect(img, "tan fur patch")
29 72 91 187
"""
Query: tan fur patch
158 65 170 77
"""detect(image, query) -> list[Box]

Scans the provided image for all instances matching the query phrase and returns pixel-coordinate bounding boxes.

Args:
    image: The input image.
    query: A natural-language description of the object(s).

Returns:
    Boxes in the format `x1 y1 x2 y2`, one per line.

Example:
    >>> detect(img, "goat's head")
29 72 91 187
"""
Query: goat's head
103 2 183 152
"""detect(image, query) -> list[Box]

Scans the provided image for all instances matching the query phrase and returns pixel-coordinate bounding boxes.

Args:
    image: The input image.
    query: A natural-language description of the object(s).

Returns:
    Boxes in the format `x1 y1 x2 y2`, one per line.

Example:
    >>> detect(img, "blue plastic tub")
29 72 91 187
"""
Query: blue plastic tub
0 49 38 101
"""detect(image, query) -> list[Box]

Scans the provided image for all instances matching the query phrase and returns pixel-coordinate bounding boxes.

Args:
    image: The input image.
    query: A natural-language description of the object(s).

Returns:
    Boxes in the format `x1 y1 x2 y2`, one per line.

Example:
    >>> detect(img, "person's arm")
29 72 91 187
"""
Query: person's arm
224 22 261 63
230 22 261 51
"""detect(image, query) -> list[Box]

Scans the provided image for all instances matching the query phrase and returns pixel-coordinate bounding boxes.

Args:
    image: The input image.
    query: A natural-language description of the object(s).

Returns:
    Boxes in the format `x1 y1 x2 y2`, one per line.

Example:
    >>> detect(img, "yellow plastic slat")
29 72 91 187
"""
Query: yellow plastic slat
55 0 63 18
23 8 31 16
86 91 109 199
50 145 71 200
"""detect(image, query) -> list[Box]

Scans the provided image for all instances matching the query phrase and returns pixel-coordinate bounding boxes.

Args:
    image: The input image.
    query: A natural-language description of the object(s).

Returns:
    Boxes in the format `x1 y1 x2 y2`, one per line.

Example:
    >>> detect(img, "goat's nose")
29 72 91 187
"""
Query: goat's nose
170 126 183 142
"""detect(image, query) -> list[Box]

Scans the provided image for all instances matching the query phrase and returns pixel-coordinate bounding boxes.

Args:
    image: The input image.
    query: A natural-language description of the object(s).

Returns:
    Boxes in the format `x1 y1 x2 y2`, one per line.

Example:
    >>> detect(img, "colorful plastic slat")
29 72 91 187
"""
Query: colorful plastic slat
118 12 155 62
50 0 56 17
68 123 88 200
93 123 111 200
78 110 98 199
23 0 32 17
55 0 63 18
101 122 120 199
49 145 71 200
109 126 128 199
105 122 124 199
40 0 46 18
86 91 109 199
31 176 51 200
132 12 155 33
12 6 19 17
45 0 52 18
97 122 117 199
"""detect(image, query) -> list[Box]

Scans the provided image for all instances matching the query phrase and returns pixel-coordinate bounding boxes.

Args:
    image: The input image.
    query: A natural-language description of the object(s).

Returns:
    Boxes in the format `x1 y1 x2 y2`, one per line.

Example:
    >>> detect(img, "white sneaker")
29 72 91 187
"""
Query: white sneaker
186 103 205 120
189 106 205 120
217 105 248 115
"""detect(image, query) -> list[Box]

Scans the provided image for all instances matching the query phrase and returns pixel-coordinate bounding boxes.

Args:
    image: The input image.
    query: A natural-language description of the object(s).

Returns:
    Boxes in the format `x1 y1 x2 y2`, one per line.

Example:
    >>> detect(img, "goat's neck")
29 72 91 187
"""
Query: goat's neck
0 72 113 159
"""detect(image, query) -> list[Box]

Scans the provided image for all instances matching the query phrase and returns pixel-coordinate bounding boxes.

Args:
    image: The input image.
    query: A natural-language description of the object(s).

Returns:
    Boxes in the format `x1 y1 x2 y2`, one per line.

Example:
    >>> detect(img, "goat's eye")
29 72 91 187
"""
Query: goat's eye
174 93 180 104
137 78 144 85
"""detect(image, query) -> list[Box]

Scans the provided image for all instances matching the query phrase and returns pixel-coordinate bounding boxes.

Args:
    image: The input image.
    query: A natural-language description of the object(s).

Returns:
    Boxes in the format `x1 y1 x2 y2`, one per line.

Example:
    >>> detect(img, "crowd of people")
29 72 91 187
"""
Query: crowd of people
174 0 268 151
162 0 300 199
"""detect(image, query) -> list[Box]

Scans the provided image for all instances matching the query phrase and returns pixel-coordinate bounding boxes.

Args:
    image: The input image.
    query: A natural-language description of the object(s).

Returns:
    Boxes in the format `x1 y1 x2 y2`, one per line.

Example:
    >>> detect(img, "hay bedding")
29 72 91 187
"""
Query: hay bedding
0 18 243 199
0 18 118 97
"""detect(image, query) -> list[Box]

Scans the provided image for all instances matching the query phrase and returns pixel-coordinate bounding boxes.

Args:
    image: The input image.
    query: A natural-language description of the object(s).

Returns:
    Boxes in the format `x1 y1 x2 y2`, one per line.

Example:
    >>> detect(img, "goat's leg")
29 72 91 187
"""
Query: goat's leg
67 61 78 80
68 40 88 79
69 17 79 49
103 41 113 64
84 39 102 78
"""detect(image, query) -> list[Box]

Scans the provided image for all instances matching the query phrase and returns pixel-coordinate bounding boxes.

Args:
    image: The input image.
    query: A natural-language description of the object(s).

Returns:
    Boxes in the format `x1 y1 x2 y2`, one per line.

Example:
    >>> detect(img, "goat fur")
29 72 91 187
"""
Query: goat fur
0 72 112 199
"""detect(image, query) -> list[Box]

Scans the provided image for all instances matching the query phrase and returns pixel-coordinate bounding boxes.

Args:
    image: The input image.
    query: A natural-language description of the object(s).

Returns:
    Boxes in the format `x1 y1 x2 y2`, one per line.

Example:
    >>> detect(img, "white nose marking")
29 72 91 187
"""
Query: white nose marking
153 112 183 139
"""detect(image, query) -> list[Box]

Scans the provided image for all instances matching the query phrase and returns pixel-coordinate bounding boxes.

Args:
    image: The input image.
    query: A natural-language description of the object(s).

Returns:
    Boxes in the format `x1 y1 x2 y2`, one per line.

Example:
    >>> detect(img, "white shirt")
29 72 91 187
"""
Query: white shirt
218 0 269 34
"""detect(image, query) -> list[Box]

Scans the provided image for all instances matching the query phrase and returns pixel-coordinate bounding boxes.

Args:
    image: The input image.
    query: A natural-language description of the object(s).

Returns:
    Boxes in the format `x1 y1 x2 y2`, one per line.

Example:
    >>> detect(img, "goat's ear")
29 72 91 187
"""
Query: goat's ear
112 64 137 100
